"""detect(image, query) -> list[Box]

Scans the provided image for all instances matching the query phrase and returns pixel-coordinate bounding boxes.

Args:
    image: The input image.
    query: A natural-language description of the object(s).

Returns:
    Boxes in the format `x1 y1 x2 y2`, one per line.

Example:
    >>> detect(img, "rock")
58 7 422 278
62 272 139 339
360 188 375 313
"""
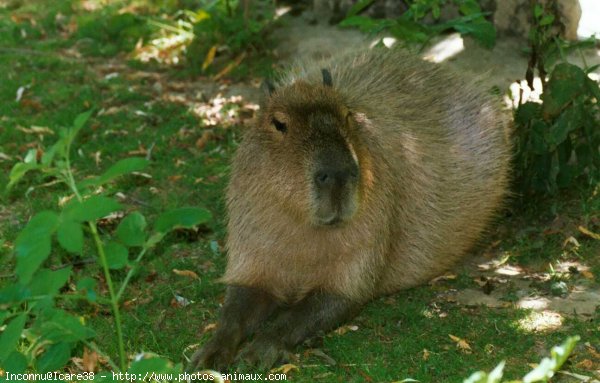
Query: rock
493 0 582 41
312 0 582 40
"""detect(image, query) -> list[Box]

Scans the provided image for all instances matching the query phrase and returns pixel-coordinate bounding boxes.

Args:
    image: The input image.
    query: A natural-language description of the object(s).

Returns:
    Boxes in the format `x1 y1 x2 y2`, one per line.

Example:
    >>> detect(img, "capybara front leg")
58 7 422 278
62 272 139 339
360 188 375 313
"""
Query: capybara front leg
239 292 362 368
187 285 276 372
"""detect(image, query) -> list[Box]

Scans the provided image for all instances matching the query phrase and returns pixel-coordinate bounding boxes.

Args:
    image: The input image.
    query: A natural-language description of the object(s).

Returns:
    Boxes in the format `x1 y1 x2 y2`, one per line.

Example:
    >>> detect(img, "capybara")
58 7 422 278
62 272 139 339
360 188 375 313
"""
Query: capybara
188 48 511 371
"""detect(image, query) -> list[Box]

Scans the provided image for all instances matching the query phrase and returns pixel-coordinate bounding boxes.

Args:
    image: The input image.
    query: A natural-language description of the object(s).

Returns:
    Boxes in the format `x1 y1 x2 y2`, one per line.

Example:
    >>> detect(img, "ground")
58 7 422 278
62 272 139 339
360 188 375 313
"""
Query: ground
0 1 599 382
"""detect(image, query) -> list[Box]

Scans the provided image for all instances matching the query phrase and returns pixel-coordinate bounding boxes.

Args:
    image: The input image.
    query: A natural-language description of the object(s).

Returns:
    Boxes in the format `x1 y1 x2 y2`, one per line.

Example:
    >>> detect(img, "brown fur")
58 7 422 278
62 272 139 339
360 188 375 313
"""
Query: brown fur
188 48 511 371
222 48 511 303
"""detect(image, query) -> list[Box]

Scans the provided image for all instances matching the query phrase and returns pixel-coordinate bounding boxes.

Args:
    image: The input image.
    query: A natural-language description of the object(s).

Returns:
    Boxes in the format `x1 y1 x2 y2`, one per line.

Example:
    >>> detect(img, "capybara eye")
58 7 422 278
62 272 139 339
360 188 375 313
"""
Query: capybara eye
272 118 287 133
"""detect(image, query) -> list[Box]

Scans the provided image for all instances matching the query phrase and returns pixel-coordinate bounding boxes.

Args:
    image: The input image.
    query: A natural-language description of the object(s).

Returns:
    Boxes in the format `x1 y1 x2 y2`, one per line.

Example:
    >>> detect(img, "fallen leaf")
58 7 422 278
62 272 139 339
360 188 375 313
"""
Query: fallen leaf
17 125 54 135
104 72 119 80
581 270 595 280
131 171 152 180
213 52 247 80
575 359 594 370
172 269 199 280
563 236 581 249
270 363 298 375
127 143 148 156
579 226 600 240
99 106 126 116
36 147 43 162
195 131 213 150
202 45 218 71
556 370 598 381
91 151 102 166
422 349 430 361
19 98 43 111
168 175 183 182
171 294 192 308
449 334 472 354
15 85 30 102
82 347 98 372
429 274 457 284
586 344 600 359
142 272 158 284
203 323 217 333
306 348 337 365
357 369 374 382
334 324 359 335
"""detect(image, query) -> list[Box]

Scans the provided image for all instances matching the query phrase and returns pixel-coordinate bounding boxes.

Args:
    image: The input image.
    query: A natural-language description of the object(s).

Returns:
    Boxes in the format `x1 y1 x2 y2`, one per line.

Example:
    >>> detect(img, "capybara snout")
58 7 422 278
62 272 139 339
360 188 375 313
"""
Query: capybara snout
312 141 359 226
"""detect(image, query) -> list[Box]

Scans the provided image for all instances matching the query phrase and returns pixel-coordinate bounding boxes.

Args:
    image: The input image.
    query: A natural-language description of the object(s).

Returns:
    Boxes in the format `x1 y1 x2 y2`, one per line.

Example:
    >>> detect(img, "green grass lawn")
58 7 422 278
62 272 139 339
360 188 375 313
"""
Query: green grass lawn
1 1 599 382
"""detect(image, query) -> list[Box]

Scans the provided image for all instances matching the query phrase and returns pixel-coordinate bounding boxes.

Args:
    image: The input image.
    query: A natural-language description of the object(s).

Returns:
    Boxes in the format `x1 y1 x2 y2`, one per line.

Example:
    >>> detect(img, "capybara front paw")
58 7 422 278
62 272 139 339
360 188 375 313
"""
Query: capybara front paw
238 337 295 369
186 338 236 373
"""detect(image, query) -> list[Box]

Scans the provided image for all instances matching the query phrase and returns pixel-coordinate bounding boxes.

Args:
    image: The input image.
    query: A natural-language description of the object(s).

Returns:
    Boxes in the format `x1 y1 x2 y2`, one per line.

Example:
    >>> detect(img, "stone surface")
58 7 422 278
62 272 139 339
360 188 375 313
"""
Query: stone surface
312 0 584 40
493 0 582 40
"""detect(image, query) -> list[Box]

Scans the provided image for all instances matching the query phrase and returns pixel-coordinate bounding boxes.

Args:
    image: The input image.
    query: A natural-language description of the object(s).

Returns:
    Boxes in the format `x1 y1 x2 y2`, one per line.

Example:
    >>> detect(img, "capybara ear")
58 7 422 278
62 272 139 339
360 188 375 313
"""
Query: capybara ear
321 69 333 87
259 79 276 109
262 79 276 95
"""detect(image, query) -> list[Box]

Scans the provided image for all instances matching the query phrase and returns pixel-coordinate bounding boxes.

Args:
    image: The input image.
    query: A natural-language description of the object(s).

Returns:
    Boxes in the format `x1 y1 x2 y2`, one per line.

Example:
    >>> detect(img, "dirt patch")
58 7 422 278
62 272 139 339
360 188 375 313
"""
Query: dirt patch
442 252 599 320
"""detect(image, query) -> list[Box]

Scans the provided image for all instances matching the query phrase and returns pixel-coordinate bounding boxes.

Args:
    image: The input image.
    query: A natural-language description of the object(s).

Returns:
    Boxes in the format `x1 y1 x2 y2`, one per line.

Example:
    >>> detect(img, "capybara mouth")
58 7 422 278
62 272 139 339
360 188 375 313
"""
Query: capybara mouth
317 214 343 227
313 198 357 227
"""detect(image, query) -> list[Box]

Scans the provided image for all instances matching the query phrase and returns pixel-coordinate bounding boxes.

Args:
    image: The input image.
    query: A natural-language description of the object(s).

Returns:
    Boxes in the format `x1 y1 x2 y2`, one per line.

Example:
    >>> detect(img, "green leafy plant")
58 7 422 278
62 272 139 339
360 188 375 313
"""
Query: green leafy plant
514 2 599 195
184 0 275 76
131 0 275 76
1 111 211 374
464 336 580 383
340 0 496 49
78 12 152 56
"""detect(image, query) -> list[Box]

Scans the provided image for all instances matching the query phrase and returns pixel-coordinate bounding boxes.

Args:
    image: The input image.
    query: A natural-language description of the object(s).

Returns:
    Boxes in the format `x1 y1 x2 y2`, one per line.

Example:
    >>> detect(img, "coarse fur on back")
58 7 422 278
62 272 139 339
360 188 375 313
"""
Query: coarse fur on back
221 48 511 305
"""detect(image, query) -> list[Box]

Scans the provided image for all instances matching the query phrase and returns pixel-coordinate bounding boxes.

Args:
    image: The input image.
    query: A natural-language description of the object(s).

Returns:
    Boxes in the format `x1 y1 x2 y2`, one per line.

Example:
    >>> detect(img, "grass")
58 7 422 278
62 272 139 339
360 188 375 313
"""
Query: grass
1 1 599 381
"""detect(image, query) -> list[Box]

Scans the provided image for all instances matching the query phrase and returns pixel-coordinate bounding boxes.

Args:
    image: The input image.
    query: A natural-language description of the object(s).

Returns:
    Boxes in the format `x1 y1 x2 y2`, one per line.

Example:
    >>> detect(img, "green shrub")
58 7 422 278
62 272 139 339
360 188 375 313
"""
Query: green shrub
184 0 275 76
78 12 152 56
2 111 211 374
514 2 599 195
339 0 496 48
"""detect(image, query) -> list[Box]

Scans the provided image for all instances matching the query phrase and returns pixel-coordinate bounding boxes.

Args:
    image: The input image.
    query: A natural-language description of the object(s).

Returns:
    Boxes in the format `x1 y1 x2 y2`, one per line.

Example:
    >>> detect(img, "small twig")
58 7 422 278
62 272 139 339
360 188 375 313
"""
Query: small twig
0 47 80 61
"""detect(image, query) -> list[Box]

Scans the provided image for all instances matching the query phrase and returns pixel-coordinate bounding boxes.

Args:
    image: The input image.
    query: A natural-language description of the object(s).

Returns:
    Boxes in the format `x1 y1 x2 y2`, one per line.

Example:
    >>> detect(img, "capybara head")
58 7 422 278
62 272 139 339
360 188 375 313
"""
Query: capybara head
256 70 360 227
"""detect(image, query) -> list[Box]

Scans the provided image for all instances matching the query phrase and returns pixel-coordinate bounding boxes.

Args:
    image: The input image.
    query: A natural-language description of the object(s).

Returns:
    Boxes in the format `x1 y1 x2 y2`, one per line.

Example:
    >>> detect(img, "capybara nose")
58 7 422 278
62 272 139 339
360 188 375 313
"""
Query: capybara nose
314 167 357 189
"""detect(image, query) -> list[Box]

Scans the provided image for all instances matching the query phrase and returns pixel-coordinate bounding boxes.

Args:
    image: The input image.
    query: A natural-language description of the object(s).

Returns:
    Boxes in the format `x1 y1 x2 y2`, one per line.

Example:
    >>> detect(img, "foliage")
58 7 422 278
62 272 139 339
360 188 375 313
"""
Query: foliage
514 2 600 195
70 0 275 76
184 0 275 76
464 336 579 383
78 11 152 56
340 0 496 49
1 112 212 374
